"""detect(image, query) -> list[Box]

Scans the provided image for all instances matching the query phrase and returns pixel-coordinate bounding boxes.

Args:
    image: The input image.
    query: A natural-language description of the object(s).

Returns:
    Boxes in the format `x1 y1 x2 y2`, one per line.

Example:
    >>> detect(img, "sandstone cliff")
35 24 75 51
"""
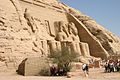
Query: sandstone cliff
0 0 120 70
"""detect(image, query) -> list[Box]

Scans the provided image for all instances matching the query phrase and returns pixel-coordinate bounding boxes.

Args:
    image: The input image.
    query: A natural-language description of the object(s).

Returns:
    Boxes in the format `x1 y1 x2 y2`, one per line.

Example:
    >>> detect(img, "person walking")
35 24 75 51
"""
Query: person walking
82 63 89 77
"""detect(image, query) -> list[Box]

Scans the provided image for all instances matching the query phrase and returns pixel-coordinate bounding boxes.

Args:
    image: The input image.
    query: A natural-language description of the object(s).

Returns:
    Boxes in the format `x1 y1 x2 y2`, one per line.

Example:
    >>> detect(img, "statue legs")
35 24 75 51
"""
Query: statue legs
80 42 90 57
48 40 61 55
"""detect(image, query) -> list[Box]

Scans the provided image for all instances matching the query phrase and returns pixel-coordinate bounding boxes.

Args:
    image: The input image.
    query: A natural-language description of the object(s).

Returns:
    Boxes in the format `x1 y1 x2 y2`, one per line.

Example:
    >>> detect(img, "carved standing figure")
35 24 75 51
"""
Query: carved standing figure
24 8 38 33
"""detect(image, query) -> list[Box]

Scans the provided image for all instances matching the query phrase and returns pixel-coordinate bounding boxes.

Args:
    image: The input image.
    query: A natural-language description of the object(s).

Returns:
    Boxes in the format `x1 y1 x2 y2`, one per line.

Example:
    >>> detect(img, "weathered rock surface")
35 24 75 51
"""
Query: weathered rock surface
0 0 120 70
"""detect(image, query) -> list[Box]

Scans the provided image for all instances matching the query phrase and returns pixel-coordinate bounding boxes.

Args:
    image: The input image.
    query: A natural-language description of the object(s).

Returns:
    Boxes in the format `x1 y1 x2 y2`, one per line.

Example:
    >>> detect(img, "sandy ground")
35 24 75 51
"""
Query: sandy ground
0 68 120 80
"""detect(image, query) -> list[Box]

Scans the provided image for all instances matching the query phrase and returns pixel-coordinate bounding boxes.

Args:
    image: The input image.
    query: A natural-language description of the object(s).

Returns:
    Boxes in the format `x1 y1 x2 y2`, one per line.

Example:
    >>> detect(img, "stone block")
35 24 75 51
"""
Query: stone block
17 57 50 76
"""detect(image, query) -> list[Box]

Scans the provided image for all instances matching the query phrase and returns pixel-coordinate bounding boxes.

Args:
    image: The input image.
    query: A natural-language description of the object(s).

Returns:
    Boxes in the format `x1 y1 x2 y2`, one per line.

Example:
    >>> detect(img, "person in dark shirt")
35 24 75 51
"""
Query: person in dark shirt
82 63 89 77
50 65 57 76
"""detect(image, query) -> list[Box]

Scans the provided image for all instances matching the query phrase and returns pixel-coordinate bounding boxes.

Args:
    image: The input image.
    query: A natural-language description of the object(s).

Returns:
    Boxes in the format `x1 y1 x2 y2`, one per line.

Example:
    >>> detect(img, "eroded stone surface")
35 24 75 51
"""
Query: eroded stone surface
0 0 120 71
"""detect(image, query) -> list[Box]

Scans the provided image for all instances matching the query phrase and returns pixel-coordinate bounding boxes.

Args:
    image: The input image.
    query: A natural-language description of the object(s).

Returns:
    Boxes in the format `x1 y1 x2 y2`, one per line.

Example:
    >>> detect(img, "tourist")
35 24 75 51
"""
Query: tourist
50 65 57 76
82 63 89 77
107 62 110 72
109 62 114 72
116 61 120 72
104 62 108 72
58 67 64 76
104 59 120 73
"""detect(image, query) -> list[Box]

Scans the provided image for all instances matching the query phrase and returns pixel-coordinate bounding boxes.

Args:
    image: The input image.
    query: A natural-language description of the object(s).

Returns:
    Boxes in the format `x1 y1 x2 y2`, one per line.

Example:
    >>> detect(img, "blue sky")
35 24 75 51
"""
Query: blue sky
60 0 120 37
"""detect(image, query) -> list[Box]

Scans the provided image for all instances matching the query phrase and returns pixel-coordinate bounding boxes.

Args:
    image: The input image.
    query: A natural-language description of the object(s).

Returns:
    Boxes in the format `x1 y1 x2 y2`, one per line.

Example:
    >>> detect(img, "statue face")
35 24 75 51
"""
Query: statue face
68 22 78 35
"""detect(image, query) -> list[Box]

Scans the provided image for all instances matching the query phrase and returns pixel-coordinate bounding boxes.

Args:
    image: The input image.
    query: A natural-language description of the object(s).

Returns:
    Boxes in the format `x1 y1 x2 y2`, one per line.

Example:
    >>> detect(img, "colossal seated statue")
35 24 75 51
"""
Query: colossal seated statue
49 21 91 63
55 21 81 55
48 21 67 55
67 22 81 55
68 22 80 42
55 21 68 41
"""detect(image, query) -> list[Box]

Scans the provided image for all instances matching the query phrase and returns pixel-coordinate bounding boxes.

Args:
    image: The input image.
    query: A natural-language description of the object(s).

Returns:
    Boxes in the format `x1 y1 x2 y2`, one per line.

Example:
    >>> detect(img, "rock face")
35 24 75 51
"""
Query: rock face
0 0 120 70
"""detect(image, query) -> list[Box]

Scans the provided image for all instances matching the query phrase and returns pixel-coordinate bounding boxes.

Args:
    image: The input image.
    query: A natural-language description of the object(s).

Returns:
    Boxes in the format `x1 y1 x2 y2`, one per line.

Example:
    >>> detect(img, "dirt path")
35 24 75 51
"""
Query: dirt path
0 68 119 80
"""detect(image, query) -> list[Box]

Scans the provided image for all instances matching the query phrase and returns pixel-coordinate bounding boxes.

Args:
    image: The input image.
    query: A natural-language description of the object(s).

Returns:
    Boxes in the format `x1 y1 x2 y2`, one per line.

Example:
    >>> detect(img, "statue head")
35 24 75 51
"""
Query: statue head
68 22 78 36
58 21 69 37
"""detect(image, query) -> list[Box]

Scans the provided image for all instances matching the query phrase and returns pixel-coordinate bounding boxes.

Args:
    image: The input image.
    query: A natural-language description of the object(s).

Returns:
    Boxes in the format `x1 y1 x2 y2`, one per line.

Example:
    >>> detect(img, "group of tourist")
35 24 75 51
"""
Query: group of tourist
50 65 67 76
50 63 90 77
104 59 120 73
50 59 120 77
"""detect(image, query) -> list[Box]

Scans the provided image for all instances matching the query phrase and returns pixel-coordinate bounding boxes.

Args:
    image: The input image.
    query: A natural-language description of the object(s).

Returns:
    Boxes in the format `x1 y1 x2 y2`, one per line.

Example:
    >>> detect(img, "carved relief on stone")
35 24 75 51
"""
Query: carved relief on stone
44 20 50 35
43 20 55 37
32 38 48 56
0 7 10 28
24 8 38 34
46 20 55 37
9 0 29 32
41 40 48 55
33 19 55 40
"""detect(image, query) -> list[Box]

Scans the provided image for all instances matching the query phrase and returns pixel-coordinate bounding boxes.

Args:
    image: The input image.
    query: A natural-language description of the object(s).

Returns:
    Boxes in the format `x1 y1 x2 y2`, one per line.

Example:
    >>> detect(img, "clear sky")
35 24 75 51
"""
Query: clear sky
60 0 120 37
